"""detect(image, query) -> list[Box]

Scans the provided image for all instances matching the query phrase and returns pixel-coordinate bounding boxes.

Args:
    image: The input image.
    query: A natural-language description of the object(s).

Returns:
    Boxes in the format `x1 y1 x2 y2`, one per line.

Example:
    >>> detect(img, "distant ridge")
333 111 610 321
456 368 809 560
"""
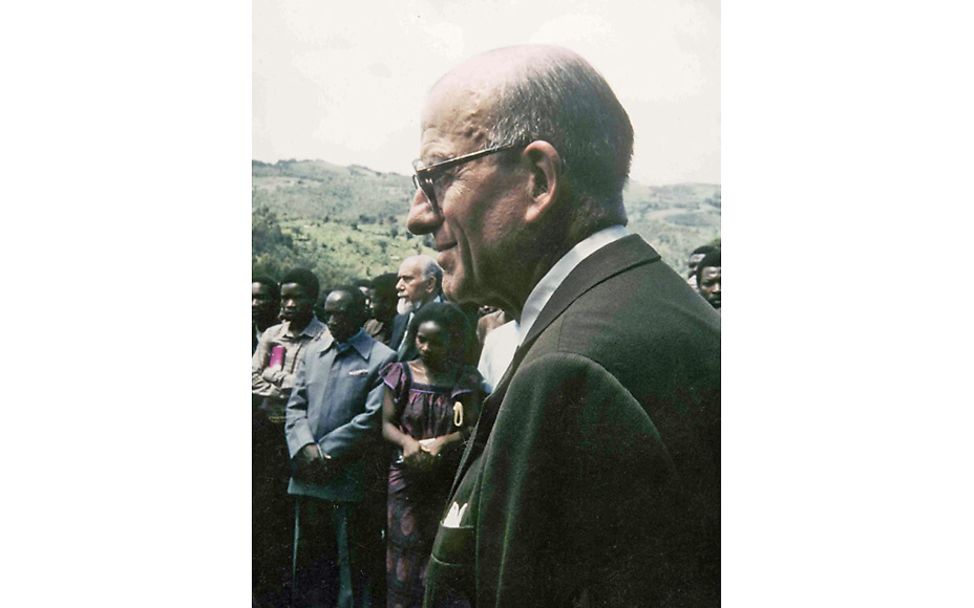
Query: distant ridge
253 159 719 285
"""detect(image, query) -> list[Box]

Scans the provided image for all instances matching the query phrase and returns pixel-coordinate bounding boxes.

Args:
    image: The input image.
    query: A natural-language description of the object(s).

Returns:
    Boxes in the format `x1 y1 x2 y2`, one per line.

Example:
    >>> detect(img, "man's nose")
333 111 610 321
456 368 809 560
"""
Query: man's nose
712 282 720 293
406 189 440 235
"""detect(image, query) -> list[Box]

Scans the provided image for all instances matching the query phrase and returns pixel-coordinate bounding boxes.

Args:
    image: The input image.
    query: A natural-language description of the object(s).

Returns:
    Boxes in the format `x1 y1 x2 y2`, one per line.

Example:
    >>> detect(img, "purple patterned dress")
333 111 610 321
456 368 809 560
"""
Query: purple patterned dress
381 361 482 608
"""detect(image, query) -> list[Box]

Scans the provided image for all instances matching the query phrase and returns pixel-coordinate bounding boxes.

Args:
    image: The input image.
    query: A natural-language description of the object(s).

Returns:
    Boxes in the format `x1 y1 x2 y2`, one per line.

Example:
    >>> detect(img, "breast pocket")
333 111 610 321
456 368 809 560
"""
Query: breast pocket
426 523 476 604
430 523 475 566
318 371 372 431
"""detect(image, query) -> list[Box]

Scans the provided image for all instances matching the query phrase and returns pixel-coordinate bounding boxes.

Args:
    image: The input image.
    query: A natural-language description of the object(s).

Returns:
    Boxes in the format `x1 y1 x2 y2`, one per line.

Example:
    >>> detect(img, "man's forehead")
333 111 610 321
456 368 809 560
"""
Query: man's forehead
325 291 354 308
281 282 308 295
398 260 421 277
420 86 493 154
701 266 721 277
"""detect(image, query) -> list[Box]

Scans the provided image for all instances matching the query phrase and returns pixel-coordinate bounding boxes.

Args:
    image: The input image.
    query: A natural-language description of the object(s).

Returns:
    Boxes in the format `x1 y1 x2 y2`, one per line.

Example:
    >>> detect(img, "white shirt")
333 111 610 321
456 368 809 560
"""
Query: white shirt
477 320 520 392
516 225 629 345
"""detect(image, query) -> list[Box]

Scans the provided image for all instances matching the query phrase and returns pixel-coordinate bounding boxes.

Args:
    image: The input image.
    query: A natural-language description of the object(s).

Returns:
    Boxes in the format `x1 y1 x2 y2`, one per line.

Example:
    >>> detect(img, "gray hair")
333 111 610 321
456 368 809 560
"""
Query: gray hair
403 254 443 290
483 49 634 220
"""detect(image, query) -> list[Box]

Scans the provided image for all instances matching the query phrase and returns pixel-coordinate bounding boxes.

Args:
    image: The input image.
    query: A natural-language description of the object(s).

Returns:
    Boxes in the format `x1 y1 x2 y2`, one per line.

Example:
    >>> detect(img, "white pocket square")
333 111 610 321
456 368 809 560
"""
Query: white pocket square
348 369 369 376
442 502 468 528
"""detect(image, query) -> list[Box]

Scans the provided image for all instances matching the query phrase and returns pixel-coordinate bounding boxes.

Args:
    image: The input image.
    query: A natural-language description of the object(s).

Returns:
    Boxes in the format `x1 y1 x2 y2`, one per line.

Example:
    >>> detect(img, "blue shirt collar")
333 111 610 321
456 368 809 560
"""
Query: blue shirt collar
332 328 370 359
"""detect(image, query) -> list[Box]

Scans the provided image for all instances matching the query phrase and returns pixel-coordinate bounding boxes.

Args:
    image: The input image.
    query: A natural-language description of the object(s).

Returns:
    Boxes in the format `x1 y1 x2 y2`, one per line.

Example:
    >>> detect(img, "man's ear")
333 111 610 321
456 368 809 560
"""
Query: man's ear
522 141 561 225
424 275 437 295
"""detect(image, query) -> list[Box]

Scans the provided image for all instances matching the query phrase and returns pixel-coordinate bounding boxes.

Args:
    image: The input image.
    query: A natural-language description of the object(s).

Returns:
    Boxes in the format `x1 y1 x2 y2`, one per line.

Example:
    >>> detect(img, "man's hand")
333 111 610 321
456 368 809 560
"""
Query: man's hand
298 443 322 464
293 443 334 483
261 367 284 384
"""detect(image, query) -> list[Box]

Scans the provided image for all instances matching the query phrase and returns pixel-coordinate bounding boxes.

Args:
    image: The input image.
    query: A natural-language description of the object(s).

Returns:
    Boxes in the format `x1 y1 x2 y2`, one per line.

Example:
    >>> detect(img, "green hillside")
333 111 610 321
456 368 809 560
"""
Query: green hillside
252 159 719 288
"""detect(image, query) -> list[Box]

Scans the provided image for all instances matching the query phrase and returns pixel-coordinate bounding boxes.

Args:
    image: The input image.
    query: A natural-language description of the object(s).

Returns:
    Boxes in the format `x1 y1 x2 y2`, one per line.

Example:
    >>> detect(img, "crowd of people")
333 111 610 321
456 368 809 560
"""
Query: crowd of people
253 44 720 608
253 241 719 608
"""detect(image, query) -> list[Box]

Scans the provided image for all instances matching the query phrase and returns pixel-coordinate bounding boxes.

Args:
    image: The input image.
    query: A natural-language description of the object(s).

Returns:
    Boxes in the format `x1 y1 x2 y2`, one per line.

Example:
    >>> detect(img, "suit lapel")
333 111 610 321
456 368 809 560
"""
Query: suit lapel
447 235 660 499
389 313 409 350
448 342 525 498
520 234 659 347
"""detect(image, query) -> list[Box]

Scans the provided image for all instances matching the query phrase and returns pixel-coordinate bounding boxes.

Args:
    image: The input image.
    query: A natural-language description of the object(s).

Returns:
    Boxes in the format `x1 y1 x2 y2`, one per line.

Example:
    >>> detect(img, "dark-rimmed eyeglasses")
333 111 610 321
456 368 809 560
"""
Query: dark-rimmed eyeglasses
411 143 523 215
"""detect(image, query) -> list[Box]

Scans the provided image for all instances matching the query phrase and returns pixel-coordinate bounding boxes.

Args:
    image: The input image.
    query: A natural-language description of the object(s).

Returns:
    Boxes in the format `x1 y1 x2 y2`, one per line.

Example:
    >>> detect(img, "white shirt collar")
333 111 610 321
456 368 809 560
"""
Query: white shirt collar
516 225 629 345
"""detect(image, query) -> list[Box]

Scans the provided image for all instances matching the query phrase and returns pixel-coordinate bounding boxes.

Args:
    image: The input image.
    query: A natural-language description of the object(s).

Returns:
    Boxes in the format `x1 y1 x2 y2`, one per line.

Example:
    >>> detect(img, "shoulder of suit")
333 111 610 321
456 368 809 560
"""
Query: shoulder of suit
503 351 634 407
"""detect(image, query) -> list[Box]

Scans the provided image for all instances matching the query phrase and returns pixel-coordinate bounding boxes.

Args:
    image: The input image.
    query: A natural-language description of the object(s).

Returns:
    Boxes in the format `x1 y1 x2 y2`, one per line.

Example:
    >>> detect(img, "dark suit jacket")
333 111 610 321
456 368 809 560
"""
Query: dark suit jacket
387 312 415 361
284 329 397 503
425 235 721 607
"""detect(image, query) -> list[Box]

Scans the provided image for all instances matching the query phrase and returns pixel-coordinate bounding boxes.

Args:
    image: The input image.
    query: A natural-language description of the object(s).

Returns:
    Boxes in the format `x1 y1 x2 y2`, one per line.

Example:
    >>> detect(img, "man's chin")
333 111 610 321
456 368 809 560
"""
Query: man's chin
396 299 414 316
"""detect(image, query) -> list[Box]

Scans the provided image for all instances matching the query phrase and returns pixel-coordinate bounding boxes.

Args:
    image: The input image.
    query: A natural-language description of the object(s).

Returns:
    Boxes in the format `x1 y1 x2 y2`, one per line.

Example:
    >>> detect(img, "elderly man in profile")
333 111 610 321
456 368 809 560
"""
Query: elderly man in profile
404 45 721 607
285 287 397 608
387 254 443 361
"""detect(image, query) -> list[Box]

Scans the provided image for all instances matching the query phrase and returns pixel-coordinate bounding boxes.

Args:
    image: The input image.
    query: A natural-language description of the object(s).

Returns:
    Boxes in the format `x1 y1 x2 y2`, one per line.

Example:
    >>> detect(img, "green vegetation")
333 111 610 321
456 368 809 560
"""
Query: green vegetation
252 159 720 286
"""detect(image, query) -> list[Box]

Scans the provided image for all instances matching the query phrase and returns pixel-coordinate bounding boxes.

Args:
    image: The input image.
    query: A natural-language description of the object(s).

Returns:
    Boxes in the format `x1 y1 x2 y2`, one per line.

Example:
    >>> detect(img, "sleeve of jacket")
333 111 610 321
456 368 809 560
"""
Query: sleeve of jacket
283 346 317 458
274 368 297 391
474 352 683 608
318 348 398 460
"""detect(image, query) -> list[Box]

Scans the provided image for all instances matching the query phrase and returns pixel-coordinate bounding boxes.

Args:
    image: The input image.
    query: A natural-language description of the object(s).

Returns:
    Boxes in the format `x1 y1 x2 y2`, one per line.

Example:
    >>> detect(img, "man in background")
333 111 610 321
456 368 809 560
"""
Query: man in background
696 248 721 310
252 268 327 608
388 254 442 361
475 306 508 345
364 272 398 345
253 268 328 417
285 287 396 608
253 276 280 354
686 244 718 289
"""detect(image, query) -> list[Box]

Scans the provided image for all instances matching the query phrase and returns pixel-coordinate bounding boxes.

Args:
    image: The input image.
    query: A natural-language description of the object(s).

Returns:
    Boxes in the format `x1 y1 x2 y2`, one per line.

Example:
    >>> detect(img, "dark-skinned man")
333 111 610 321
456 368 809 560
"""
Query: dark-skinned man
252 268 327 608
404 45 720 607
686 244 718 290
253 276 280 354
363 272 398 346
696 248 721 311
285 287 396 608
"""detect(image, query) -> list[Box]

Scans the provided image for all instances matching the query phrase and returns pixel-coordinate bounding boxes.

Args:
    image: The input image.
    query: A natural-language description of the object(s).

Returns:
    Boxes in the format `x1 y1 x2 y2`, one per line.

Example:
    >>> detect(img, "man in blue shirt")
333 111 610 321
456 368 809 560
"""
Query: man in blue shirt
285 286 397 608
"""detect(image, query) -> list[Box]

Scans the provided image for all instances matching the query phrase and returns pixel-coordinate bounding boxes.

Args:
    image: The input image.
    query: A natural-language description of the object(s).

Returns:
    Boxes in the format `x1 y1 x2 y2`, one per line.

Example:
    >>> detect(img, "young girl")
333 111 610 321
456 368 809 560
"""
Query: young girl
380 303 483 608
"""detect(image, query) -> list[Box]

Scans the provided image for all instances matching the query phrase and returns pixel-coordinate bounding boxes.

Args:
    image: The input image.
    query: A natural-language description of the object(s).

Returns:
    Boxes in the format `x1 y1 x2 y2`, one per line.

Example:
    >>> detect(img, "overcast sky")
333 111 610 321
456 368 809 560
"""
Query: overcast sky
253 0 720 186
